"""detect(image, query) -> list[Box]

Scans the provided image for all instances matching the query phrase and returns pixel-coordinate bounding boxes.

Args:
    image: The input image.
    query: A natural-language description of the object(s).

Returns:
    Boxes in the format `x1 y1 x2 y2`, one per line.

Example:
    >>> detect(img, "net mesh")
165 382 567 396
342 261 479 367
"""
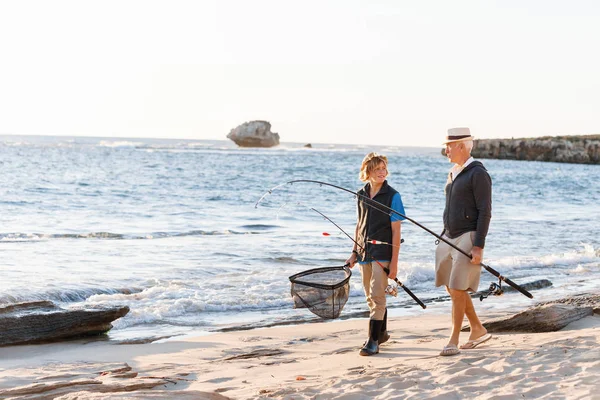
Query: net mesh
289 265 352 319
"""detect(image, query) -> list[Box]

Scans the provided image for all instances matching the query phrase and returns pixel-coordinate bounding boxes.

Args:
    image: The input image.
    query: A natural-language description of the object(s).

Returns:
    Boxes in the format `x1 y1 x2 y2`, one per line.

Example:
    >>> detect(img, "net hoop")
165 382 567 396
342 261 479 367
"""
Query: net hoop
288 265 352 290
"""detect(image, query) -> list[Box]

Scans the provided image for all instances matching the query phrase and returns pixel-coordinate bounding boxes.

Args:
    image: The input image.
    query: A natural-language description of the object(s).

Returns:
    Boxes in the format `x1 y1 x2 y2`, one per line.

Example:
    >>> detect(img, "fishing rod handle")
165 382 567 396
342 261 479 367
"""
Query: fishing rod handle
383 267 427 308
395 279 427 309
504 276 534 299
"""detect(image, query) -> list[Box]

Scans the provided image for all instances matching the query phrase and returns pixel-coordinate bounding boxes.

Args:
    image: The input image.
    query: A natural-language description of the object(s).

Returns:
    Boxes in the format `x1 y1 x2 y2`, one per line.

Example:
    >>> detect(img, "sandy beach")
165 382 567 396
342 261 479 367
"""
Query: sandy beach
1 307 599 400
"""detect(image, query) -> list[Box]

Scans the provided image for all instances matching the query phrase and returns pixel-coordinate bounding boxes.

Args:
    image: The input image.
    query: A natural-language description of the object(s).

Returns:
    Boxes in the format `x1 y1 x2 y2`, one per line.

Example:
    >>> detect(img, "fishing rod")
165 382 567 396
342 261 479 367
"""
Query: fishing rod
324 233 403 248
257 179 533 300
309 207 426 309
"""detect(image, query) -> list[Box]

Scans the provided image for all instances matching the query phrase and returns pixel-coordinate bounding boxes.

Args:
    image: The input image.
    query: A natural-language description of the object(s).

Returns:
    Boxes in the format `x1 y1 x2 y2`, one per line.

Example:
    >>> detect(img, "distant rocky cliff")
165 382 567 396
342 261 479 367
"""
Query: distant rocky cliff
469 135 600 164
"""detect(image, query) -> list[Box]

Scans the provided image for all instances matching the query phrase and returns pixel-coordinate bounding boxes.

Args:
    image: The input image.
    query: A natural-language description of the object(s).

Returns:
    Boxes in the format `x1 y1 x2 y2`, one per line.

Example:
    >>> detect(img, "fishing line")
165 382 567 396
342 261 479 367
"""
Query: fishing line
278 201 401 249
256 179 533 300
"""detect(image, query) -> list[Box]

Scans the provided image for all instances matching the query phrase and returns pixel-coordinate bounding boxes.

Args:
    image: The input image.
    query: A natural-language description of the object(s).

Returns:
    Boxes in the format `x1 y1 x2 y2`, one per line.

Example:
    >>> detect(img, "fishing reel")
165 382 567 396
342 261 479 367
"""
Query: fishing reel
385 284 398 297
479 279 504 301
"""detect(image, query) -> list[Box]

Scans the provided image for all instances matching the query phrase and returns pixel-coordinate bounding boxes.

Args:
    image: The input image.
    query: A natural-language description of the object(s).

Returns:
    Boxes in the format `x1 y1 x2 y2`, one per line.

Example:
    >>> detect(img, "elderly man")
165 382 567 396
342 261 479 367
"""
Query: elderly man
436 127 492 356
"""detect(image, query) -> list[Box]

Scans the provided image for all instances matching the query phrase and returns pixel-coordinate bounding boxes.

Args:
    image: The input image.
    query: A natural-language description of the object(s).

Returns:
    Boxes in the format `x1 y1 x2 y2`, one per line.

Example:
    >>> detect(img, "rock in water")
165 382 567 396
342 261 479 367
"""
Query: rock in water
227 120 280 147
0 301 129 346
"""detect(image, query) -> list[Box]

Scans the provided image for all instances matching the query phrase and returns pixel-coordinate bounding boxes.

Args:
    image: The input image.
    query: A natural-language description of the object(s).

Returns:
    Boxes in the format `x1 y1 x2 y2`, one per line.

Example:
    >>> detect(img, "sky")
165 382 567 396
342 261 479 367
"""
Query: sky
0 0 599 147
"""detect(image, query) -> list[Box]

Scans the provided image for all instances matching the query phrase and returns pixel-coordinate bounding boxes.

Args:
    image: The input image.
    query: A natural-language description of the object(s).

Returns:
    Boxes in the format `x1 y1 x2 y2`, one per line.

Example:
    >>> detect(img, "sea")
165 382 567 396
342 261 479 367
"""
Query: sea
1 135 599 342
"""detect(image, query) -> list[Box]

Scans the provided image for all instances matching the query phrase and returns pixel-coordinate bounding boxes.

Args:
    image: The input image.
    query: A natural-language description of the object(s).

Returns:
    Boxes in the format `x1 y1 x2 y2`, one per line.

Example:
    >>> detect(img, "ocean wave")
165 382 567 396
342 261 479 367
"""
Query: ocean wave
4 244 596 334
265 256 305 264
98 140 145 148
133 143 408 154
238 224 282 230
398 262 436 286
0 229 260 242
173 229 254 237
570 265 591 274
0 136 438 154
489 243 599 273
84 282 297 329
344 244 600 290
0 286 144 306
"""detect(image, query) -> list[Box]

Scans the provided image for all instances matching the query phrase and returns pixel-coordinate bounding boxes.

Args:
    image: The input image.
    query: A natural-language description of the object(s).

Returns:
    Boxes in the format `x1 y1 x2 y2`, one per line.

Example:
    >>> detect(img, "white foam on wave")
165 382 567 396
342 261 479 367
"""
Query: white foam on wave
0 229 249 242
399 262 435 286
85 278 295 329
571 265 590 274
0 232 39 241
347 243 599 290
186 142 215 148
0 285 142 305
98 140 144 148
491 243 599 272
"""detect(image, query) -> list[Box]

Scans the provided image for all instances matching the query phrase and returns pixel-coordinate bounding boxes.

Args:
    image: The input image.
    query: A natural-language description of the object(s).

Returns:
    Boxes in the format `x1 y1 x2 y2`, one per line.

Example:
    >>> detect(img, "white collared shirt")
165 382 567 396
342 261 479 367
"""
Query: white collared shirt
450 157 474 181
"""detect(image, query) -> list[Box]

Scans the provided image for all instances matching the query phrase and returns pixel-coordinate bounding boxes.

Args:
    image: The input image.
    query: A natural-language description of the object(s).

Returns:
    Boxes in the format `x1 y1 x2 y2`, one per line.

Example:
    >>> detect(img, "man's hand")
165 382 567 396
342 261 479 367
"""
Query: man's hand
387 262 398 280
470 246 484 265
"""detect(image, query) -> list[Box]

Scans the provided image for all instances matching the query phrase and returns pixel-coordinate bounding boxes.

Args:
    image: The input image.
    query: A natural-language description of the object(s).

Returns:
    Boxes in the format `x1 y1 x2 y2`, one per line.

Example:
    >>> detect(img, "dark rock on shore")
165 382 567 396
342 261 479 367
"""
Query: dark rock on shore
0 301 129 346
470 134 600 164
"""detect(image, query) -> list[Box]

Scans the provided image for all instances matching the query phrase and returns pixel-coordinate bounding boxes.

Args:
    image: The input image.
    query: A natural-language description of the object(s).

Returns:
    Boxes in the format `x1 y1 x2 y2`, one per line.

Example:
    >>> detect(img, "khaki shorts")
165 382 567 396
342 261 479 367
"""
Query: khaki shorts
435 231 481 292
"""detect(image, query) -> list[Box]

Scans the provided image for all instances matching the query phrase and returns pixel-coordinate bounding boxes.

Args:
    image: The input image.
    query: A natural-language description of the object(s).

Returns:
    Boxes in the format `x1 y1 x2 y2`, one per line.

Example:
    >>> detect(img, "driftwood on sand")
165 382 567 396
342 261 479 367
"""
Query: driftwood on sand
0 362 232 400
464 294 600 333
0 301 129 346
479 304 594 333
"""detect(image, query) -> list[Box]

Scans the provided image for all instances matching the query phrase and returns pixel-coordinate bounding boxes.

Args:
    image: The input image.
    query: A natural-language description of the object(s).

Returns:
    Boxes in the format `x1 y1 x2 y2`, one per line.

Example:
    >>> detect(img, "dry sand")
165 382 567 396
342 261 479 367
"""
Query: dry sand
1 311 599 399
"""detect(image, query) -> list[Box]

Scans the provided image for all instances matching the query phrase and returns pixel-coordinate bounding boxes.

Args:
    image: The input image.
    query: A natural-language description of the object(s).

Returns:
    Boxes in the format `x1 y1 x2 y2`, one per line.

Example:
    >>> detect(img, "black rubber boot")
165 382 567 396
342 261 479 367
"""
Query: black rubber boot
379 308 390 345
359 319 383 356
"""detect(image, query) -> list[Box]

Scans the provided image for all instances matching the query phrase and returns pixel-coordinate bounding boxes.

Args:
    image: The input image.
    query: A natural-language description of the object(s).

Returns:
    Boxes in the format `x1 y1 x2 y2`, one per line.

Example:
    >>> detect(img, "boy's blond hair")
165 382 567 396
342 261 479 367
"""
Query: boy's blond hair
359 152 388 182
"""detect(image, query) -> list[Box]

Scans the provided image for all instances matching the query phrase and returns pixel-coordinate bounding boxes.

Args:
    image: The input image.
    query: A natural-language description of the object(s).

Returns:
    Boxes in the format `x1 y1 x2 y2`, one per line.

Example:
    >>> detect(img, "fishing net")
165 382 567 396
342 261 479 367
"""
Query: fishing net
289 265 352 319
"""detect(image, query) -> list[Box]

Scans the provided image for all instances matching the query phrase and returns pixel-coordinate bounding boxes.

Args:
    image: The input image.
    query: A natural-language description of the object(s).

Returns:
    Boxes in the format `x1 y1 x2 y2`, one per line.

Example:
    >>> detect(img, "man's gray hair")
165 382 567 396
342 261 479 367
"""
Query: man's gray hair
464 139 474 153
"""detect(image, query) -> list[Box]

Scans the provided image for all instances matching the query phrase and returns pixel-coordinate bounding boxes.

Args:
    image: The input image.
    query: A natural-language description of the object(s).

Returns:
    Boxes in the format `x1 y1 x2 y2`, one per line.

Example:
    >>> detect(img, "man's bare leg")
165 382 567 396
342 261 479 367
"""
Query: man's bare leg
447 288 467 346
464 294 487 341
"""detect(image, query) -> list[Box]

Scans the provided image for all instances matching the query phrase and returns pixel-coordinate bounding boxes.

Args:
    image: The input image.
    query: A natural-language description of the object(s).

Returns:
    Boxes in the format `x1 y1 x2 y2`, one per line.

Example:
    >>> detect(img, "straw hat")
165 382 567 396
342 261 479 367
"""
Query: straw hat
443 127 474 144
